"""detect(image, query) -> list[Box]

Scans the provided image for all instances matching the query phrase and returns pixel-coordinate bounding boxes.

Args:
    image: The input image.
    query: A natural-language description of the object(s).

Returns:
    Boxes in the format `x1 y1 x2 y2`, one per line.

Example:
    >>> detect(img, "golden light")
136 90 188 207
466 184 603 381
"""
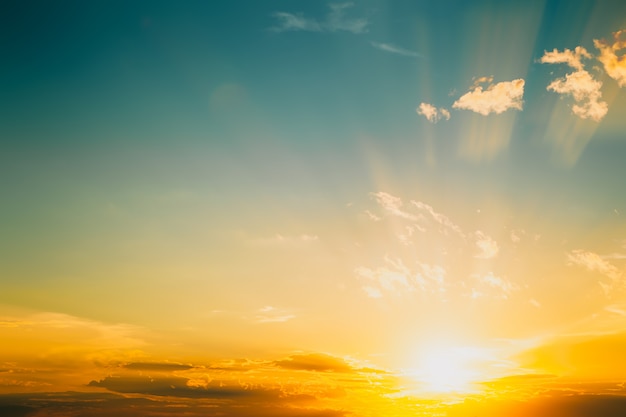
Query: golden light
410 346 487 394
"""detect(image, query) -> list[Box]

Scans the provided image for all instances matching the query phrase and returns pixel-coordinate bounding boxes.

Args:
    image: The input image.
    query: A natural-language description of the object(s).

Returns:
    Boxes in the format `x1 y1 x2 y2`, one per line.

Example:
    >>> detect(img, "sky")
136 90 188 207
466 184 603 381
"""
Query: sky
1 0 626 416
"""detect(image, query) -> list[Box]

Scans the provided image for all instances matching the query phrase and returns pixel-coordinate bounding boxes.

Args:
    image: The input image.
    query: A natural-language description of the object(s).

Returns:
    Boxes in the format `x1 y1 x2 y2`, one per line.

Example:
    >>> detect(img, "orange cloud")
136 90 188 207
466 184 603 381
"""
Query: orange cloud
594 29 626 87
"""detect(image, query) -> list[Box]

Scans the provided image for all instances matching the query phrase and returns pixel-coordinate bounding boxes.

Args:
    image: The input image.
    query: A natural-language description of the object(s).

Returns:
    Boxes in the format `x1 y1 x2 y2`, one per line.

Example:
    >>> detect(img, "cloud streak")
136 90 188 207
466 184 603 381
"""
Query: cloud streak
371 42 423 58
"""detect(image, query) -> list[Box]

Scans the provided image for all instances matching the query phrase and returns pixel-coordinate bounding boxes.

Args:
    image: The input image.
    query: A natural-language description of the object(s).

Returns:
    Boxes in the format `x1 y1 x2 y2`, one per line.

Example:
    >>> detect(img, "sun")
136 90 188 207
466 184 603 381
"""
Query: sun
411 346 483 394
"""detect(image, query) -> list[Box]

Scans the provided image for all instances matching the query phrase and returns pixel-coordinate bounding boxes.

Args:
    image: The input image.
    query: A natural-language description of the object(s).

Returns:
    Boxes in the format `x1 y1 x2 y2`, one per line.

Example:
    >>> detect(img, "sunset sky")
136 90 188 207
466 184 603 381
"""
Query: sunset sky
2 1 626 416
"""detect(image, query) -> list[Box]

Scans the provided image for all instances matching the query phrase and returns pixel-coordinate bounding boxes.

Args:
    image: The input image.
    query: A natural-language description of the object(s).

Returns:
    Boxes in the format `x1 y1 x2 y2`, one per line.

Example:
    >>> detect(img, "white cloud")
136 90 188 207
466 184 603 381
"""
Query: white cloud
546 70 608 121
362 286 383 298
416 102 451 123
411 200 464 236
355 260 413 297
356 256 447 297
539 46 592 70
271 3 368 34
474 231 499 259
567 249 622 281
326 3 368 33
510 229 525 243
594 29 626 87
270 12 322 32
416 262 446 290
364 209 381 222
540 46 608 121
473 272 518 299
452 78 525 115
371 41 422 58
371 191 419 221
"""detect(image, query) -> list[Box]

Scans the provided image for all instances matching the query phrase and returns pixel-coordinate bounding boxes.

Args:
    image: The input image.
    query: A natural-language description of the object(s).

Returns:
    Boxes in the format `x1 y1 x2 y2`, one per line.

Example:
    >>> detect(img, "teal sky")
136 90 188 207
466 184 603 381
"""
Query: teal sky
2 0 626 351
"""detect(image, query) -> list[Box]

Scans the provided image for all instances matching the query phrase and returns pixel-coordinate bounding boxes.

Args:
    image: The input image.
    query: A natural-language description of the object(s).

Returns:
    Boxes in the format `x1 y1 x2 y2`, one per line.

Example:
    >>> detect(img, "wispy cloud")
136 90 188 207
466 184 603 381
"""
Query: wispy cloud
594 29 626 87
250 233 319 246
255 306 296 323
411 200 463 236
371 41 423 58
474 231 499 259
371 191 419 221
567 249 622 282
270 12 322 32
356 256 448 297
326 3 368 33
471 272 518 299
452 77 525 115
355 257 414 297
416 102 451 123
270 3 368 34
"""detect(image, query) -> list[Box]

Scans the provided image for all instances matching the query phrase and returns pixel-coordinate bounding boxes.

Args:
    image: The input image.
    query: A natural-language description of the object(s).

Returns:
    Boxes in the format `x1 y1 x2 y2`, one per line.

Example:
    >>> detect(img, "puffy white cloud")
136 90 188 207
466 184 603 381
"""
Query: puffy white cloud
452 78 525 115
540 46 608 121
416 102 451 123
539 46 591 70
474 231 499 259
594 29 626 87
546 70 608 121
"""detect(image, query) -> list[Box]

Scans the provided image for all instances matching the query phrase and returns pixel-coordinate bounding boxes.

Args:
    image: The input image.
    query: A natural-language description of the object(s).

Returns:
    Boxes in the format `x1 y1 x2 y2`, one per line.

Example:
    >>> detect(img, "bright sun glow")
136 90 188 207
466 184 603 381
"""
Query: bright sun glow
412 347 484 394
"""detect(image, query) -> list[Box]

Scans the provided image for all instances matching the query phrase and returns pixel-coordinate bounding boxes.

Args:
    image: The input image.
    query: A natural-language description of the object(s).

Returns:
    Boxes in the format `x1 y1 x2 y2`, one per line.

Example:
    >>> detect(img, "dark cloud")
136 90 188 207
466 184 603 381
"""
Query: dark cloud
89 375 277 399
273 353 354 373
0 405 36 417
122 362 193 371
446 394 626 417
0 391 346 417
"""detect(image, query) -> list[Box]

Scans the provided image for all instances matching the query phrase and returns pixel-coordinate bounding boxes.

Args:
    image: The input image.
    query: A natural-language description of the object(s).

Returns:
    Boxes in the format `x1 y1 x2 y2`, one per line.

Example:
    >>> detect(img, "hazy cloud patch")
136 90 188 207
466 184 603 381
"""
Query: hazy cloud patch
472 272 518 299
273 353 354 373
254 306 296 323
371 191 419 221
567 249 623 294
122 362 194 372
270 3 368 34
